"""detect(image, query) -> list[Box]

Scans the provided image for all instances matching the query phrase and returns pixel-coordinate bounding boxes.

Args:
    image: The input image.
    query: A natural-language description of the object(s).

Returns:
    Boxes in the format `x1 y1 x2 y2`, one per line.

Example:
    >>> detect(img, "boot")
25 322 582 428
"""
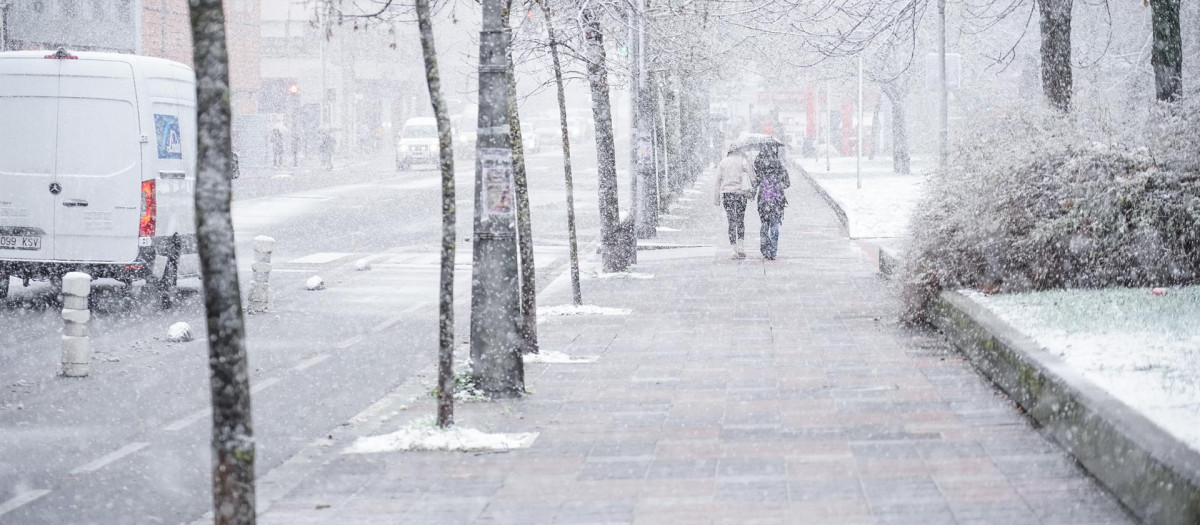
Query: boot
730 243 740 260
736 239 747 259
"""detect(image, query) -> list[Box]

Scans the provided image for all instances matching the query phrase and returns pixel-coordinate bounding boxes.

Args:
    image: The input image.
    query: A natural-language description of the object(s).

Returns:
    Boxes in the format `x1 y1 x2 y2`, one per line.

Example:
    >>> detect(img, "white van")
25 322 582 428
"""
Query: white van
395 117 439 170
0 50 201 304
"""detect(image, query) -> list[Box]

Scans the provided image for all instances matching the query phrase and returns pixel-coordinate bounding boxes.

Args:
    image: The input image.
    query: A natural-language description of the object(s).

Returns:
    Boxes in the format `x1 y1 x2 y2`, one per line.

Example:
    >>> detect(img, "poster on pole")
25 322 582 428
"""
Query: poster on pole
480 148 515 218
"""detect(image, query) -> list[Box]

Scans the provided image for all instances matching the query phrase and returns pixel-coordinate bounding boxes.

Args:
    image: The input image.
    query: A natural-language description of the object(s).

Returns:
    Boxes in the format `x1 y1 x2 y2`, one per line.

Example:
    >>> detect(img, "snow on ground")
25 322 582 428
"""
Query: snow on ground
967 286 1200 451
524 351 599 364
344 416 538 453
538 305 632 317
795 156 927 239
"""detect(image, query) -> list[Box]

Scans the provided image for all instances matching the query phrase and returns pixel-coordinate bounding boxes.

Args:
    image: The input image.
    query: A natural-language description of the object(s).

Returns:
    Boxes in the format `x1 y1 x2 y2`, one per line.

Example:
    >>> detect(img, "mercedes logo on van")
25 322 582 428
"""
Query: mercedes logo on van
49 182 62 195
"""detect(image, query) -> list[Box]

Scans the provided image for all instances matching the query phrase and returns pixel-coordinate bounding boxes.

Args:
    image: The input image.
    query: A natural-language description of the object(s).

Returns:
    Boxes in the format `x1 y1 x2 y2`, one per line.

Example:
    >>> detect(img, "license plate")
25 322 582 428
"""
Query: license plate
0 235 41 250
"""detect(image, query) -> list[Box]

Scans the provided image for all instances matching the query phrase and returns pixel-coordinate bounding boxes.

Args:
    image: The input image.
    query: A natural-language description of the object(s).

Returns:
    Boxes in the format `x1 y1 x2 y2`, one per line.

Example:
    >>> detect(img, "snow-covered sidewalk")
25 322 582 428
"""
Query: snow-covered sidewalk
795 156 927 239
255 167 1132 525
966 286 1200 452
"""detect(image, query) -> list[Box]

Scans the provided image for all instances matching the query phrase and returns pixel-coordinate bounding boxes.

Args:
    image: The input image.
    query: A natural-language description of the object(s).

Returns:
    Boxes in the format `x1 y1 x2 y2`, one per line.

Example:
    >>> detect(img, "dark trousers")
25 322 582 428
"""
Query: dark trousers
721 193 747 244
759 209 783 258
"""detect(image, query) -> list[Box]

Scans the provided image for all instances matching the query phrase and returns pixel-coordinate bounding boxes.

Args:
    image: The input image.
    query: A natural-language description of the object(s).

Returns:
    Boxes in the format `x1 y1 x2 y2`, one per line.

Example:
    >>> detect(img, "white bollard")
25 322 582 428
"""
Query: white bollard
60 272 92 377
248 235 275 314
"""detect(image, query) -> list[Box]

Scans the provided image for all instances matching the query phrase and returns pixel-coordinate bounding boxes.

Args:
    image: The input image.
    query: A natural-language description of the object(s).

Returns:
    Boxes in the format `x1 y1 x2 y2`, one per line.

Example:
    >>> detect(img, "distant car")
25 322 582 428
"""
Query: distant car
522 124 540 153
396 117 438 170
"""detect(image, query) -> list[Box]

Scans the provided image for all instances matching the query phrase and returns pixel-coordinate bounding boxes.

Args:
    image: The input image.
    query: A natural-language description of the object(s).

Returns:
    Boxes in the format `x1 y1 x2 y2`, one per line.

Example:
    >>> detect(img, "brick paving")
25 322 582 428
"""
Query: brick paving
257 171 1135 524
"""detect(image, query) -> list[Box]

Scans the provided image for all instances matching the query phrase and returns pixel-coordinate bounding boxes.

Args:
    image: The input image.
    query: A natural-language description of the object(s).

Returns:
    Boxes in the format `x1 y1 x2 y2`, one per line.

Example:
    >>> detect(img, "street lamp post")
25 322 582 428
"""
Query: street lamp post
857 55 862 189
825 80 831 172
470 0 524 397
937 0 948 166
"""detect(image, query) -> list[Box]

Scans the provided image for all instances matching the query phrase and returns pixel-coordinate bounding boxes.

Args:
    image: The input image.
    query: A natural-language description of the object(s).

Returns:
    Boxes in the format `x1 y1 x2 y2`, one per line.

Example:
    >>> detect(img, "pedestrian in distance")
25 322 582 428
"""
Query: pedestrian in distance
751 144 791 260
319 130 335 171
270 129 284 168
714 147 753 259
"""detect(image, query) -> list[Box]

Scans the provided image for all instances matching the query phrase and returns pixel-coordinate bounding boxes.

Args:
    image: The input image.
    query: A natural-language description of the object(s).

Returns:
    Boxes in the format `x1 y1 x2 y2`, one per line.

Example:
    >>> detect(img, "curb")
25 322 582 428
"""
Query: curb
794 164 907 278
795 165 850 237
878 247 902 278
931 290 1200 525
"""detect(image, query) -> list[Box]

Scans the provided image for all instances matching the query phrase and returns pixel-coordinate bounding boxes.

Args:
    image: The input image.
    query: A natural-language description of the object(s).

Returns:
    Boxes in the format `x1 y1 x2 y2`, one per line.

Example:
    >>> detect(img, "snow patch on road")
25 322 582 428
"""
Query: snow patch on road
305 276 325 290
524 350 599 363
344 416 538 453
657 226 681 232
967 286 1200 451
538 305 632 317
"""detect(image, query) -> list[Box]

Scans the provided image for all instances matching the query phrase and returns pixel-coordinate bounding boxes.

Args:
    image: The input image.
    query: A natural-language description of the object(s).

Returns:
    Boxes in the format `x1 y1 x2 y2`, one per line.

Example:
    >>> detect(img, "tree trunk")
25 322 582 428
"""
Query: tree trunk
868 93 882 161
653 72 669 213
882 81 910 175
539 0 582 306
662 73 682 200
186 1 255 523
470 0 524 397
583 7 625 273
1037 0 1074 112
415 0 456 428
1149 0 1183 102
503 5 538 354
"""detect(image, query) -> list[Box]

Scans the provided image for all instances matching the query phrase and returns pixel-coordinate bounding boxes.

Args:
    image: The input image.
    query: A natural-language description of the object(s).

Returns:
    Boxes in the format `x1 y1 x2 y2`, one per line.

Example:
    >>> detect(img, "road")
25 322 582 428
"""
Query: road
0 140 629 524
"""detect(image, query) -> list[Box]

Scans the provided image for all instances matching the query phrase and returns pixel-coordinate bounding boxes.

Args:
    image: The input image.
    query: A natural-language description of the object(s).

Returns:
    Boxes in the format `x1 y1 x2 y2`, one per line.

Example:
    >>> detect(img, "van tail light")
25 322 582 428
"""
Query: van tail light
139 180 156 238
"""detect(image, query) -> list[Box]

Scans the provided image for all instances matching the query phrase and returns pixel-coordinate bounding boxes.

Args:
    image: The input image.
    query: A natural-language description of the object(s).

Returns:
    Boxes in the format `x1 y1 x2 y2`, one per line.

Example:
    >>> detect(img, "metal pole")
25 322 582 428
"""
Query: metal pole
938 0 948 166
825 80 831 172
0 1 7 52
470 0 524 397
629 7 638 234
857 56 863 189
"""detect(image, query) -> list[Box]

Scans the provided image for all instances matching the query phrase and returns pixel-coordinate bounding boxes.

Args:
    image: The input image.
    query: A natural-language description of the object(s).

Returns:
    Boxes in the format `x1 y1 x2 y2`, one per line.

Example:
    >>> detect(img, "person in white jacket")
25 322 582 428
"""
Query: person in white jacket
714 148 753 259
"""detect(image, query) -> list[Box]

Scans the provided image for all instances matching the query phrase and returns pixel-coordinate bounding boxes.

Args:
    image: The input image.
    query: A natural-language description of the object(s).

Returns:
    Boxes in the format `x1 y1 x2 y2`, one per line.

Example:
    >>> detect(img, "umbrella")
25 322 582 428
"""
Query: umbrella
729 134 785 153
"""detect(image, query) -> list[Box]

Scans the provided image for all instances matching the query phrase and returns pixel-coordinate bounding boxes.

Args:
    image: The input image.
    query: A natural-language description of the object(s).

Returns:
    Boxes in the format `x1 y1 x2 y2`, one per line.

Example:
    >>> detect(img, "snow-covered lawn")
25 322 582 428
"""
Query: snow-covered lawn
795 156 927 239
967 286 1200 451
344 416 539 453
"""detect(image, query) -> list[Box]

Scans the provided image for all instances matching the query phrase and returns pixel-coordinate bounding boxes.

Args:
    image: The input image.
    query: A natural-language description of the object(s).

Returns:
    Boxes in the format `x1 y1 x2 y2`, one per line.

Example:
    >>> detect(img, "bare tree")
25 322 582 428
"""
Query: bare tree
1037 0 1073 111
582 6 627 272
881 78 911 174
1149 0 1183 102
186 0 255 523
539 0 584 306
413 0 458 428
504 4 540 355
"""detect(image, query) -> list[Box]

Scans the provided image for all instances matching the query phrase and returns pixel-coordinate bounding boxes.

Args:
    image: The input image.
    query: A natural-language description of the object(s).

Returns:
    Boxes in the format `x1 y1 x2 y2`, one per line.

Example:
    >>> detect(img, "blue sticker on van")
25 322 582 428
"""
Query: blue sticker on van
154 114 183 159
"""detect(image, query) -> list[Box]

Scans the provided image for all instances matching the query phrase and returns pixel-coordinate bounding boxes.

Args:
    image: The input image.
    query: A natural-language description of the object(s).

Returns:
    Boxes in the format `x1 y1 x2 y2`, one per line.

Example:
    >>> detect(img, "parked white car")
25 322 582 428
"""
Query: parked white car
396 117 439 170
0 50 204 305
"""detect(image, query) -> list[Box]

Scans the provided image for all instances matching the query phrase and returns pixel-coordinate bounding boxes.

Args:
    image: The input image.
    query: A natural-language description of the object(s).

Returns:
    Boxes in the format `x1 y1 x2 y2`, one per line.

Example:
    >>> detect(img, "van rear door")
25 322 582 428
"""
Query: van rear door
52 59 142 263
0 57 60 260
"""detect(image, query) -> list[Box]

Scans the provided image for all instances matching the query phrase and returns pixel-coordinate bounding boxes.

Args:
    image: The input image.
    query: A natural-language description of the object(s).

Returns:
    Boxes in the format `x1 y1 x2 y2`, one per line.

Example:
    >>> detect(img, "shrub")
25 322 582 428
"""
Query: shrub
900 99 1200 323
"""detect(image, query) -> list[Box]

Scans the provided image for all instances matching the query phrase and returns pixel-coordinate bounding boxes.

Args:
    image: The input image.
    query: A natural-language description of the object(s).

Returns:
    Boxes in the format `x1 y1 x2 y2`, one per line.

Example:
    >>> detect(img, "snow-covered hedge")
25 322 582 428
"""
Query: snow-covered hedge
901 97 1200 323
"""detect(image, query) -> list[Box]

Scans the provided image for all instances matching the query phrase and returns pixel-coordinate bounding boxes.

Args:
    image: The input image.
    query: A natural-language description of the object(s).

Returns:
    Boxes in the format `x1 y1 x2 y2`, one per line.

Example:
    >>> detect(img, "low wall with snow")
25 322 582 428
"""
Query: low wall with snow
932 291 1200 525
